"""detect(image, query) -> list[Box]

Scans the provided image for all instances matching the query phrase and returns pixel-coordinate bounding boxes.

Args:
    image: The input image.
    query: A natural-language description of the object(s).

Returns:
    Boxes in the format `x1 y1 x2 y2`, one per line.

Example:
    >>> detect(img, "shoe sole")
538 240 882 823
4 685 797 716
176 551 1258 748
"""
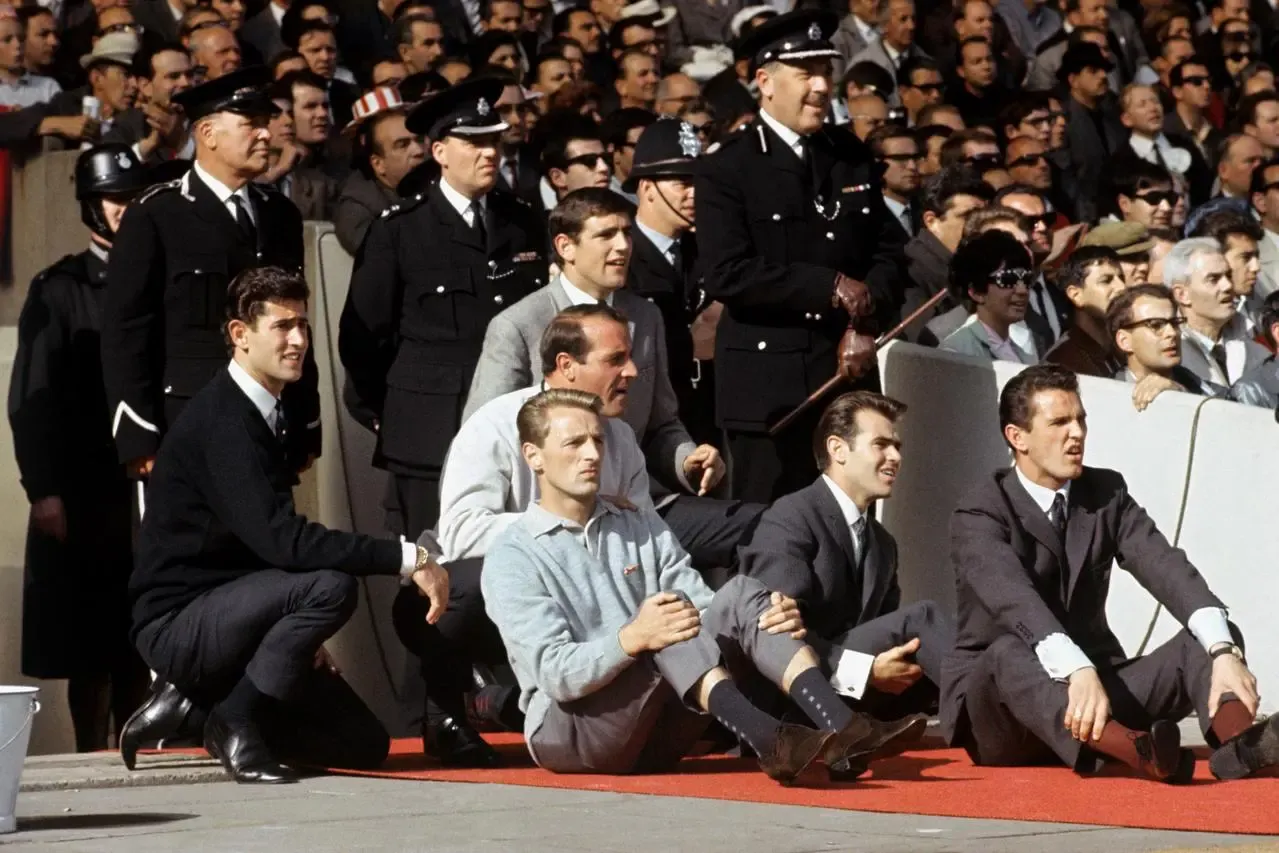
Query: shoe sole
1211 716 1279 780
1149 720 1194 784
839 715 930 766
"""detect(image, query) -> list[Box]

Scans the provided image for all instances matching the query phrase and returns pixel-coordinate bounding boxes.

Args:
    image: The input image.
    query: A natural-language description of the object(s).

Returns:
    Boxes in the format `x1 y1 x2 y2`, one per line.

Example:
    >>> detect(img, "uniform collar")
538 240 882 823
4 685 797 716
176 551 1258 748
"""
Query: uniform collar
1015 465 1071 514
227 359 280 428
193 159 252 208
758 107 805 156
635 218 676 259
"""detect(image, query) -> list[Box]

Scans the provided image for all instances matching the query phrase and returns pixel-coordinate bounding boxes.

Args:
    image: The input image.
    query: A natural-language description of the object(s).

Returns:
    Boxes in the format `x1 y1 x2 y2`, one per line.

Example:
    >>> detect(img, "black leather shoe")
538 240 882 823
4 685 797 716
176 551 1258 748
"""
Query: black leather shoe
203 711 299 785
120 681 207 771
1210 715 1279 780
823 713 928 770
1135 719 1195 784
423 716 503 768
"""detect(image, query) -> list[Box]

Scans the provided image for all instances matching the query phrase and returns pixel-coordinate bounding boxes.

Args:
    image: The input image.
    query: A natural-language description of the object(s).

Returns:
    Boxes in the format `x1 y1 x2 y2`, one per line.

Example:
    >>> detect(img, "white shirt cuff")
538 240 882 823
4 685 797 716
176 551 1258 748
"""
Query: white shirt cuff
1035 632 1094 681
399 541 417 575
829 648 875 700
1187 607 1233 652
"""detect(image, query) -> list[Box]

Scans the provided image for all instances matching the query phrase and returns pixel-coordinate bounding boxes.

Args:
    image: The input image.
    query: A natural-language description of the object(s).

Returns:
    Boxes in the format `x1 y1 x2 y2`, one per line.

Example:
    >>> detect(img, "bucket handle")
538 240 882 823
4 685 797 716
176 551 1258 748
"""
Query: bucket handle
0 696 40 754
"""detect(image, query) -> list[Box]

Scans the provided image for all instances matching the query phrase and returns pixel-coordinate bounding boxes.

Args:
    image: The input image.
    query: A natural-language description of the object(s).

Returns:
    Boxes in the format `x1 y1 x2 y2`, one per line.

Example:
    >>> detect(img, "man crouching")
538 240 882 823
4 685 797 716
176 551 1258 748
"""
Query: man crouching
482 389 924 784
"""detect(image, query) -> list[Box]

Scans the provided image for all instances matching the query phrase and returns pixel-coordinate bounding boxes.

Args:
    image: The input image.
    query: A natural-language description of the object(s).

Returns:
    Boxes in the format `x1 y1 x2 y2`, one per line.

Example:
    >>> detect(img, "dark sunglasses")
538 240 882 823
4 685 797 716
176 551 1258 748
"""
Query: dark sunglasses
1136 189 1179 206
910 81 945 94
881 152 922 162
1225 50 1253 61
965 154 1002 172
1030 211 1055 228
1123 316 1184 333
1008 153 1046 168
565 153 609 168
1179 74 1211 86
990 268 1035 289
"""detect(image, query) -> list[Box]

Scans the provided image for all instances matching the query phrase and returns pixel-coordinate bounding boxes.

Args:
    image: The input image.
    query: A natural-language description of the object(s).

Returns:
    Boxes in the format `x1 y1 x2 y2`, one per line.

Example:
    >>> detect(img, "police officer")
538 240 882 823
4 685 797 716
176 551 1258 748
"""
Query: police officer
339 76 547 542
695 10 905 503
8 144 175 752
102 67 318 491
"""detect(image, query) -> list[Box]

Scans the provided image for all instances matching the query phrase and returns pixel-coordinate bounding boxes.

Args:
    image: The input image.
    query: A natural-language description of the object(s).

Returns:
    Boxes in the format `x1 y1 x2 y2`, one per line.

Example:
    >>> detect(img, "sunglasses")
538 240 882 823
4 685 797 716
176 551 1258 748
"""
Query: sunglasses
965 154 1002 172
1030 211 1055 228
990 268 1035 289
1179 75 1211 86
1008 153 1046 168
1123 316 1184 333
910 82 945 94
565 153 609 168
1225 50 1253 61
882 152 922 162
1135 189 1179 206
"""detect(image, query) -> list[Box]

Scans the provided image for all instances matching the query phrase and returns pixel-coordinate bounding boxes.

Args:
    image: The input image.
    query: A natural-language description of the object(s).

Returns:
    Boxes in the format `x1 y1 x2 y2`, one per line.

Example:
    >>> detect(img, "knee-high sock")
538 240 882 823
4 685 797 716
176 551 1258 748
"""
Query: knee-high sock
787 668 855 732
706 680 780 757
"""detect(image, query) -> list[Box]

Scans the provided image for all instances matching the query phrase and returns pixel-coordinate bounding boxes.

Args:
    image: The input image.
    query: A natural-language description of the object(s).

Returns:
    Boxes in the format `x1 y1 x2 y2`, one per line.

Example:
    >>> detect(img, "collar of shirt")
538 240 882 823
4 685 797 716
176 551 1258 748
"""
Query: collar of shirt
438 175 486 224
883 194 909 223
227 359 280 430
853 14 877 44
168 0 183 21
270 0 286 25
609 175 638 205
976 318 1031 363
87 242 108 263
193 160 255 224
635 218 677 261
759 108 805 159
521 498 621 538
1015 465 1071 515
882 38 902 65
558 273 615 307
821 474 865 530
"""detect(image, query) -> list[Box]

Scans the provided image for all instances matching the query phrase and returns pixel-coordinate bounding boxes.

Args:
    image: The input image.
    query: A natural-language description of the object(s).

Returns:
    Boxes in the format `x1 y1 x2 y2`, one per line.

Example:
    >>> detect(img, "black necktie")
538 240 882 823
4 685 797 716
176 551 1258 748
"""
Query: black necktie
667 240 682 271
851 515 867 568
232 194 257 245
273 400 288 444
1049 492 1067 541
471 200 487 248
1210 343 1229 380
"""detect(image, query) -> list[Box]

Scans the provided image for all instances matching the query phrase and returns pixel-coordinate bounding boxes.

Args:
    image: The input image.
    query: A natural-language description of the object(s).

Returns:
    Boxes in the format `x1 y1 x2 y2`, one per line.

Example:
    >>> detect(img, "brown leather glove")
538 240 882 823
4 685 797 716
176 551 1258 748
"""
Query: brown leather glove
832 272 872 318
838 327 878 380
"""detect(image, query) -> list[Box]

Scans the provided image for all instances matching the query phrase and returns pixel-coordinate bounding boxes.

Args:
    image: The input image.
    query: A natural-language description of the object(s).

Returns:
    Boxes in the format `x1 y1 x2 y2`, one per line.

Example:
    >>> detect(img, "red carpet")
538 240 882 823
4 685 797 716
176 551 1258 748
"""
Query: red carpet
323 735 1279 835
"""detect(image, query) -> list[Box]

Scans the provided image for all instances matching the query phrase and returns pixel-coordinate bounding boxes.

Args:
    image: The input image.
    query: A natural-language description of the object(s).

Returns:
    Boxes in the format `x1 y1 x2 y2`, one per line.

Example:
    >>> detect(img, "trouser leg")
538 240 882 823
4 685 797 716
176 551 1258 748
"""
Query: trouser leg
700 575 810 685
657 496 765 583
384 472 441 730
257 667 390 770
727 421 820 505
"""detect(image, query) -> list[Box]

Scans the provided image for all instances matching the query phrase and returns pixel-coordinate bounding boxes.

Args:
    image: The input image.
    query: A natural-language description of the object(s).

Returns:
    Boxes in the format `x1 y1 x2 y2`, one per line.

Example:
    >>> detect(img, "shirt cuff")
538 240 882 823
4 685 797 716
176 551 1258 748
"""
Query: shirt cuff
829 648 875 700
1035 632 1094 681
1187 607 1233 652
399 540 417 577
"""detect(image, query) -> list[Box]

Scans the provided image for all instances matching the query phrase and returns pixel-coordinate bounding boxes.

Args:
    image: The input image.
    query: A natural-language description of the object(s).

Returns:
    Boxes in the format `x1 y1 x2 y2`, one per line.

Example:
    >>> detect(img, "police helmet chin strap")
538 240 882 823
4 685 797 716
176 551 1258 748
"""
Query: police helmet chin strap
654 181 693 230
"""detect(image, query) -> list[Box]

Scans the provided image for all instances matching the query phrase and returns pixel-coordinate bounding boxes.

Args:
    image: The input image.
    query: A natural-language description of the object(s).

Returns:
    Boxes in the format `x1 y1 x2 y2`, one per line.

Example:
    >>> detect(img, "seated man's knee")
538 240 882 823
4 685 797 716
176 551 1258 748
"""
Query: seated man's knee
305 570 360 617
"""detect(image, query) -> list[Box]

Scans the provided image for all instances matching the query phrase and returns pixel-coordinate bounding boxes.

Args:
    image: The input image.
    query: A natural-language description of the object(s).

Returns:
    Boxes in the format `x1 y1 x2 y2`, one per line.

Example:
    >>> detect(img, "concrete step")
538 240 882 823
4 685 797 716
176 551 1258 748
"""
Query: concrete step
20 749 225 792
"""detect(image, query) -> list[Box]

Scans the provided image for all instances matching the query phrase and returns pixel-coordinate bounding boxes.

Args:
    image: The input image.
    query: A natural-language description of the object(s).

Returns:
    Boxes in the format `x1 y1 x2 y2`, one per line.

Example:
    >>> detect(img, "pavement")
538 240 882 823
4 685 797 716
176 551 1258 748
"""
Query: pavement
5 736 1279 853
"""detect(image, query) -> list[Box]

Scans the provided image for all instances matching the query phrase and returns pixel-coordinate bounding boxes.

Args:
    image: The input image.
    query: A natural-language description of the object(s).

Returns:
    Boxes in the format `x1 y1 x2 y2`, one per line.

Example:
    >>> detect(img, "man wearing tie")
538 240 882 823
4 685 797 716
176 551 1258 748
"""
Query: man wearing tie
866 124 920 242
102 67 319 508
737 391 953 721
943 364 1279 783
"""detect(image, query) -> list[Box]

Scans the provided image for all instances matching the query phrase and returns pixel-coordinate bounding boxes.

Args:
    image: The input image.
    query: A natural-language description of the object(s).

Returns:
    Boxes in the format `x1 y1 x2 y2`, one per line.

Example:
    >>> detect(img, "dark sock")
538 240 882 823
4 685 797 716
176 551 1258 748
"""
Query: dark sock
787 668 855 732
472 685 524 732
425 692 468 729
215 675 262 726
1211 698 1255 744
706 679 780 757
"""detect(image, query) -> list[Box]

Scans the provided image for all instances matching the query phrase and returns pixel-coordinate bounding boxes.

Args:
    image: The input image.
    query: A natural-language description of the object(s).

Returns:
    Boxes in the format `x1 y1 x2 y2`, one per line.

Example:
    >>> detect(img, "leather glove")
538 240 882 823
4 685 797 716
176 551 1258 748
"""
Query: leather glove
832 272 872 319
838 327 877 380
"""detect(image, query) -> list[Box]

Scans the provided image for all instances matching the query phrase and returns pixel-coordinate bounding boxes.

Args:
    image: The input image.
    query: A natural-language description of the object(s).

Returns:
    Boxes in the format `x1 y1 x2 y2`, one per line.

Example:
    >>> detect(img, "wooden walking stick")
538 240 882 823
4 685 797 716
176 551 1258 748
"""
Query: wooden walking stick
767 288 952 436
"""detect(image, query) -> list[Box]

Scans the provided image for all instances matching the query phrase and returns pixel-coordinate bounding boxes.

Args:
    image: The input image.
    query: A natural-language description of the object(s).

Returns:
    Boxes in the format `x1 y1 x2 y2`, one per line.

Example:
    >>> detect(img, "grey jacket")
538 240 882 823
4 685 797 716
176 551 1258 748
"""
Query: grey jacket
1229 354 1279 409
463 276 696 493
333 172 399 256
940 316 1038 363
832 13 876 81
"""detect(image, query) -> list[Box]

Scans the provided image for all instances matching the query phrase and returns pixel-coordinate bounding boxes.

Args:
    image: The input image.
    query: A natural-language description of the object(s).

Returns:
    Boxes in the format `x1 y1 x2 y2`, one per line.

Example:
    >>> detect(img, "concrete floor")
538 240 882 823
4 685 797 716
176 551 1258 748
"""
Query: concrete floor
5 774 1276 853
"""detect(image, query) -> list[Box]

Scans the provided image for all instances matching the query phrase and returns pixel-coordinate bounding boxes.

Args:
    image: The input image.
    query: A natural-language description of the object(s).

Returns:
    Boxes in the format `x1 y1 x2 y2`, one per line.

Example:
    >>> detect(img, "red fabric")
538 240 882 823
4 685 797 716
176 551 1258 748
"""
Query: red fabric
317 735 1279 835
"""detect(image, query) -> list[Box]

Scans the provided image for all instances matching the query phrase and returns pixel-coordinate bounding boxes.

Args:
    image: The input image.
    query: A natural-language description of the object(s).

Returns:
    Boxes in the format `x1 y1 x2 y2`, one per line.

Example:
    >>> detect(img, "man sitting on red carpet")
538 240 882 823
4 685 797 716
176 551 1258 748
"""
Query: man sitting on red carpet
942 364 1278 784
480 389 925 784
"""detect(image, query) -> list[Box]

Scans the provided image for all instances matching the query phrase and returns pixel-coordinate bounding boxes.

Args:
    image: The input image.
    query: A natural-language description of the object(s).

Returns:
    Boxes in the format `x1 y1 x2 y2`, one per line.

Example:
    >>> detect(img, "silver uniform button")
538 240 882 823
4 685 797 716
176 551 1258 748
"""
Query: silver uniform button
757 341 767 350
436 285 445 293
804 312 812 319
826 232 835 240
494 294 503 304
862 207 870 214
815 313 822 321
772 213 781 221
489 260 497 269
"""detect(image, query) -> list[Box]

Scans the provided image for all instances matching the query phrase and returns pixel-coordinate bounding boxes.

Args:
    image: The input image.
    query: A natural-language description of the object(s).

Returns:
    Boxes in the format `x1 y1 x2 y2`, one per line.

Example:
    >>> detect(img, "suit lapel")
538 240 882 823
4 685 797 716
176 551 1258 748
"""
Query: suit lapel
1064 479 1098 605
809 479 863 606
1003 471 1068 572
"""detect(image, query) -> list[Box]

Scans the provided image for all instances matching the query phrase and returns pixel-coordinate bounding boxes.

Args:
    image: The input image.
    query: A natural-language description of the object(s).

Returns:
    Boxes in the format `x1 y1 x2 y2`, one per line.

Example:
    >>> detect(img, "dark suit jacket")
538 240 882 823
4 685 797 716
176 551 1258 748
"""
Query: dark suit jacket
132 0 181 44
1064 97 1126 222
287 166 340 221
333 171 399 256
1042 327 1120 378
940 466 1223 743
737 477 900 644
240 5 285 64
497 147 541 209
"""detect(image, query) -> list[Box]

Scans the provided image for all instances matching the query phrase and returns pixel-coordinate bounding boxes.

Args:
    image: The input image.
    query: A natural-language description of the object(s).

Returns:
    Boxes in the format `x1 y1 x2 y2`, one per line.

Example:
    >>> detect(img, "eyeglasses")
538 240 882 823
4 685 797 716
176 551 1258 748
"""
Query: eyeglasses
1008 153 1046 168
98 22 143 36
965 153 1002 172
1030 211 1055 228
1122 316 1184 333
881 152 922 162
565 153 609 168
1179 75 1211 87
990 268 1035 289
909 82 945 94
1135 189 1179 206
1225 50 1253 61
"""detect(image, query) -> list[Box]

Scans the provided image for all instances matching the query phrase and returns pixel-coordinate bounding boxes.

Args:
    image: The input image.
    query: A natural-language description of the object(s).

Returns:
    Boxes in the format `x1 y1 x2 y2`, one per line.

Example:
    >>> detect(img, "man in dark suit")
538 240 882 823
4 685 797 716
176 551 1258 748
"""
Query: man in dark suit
943 364 1279 783
738 391 953 720
240 0 288 63
101 42 194 162
121 266 449 783
1059 42 1126 223
695 9 905 504
491 71 541 208
866 124 920 245
102 68 320 496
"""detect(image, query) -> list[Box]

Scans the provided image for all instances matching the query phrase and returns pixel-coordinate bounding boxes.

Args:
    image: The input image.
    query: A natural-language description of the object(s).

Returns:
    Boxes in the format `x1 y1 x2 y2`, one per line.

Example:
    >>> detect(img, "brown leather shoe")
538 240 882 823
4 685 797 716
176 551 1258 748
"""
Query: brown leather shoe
1136 719 1195 784
1209 715 1279 781
758 723 835 786
823 712 928 769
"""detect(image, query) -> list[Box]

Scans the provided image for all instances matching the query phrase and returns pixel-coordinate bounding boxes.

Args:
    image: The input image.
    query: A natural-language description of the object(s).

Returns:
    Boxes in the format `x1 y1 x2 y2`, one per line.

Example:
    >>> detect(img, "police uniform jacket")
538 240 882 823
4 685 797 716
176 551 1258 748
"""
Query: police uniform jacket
694 119 905 432
101 168 317 468
338 181 547 475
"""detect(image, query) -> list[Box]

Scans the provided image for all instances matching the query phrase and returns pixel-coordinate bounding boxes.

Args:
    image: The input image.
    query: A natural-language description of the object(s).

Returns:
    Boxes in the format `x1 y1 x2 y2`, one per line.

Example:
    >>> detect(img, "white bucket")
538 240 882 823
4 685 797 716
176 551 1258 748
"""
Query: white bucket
0 686 40 834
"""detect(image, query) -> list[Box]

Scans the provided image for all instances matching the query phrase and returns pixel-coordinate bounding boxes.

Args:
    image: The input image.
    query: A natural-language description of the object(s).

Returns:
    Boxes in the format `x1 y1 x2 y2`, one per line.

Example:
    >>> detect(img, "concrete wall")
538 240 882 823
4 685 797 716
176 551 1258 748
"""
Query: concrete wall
2 151 83 325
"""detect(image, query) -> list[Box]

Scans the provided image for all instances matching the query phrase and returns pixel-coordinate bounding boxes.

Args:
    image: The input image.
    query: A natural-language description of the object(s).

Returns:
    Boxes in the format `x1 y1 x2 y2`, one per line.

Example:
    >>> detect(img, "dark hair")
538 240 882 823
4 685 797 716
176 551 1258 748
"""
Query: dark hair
939 128 997 169
1105 283 1177 348
958 34 991 59
392 0 434 22
999 92 1053 136
1189 207 1264 245
993 183 1048 207
1057 245 1121 294
916 102 961 127
544 34 585 55
951 229 1033 298
392 12 436 48
963 204 1031 239
1259 290 1279 347
269 48 302 76
1168 56 1208 88
281 0 338 50
290 19 336 50
1250 154 1279 195
915 122 954 151
17 5 54 28
998 364 1080 434
601 107 656 149
865 123 916 159
131 40 187 80
921 164 993 215
224 266 309 350
896 55 940 89
548 187 631 262
469 29 520 69
841 60 896 99
813 391 907 469
266 77 294 105
539 111 603 174
1237 90 1279 131
552 6 594 37
531 50 570 84
1105 158 1173 214
517 388 604 447
279 68 329 96
400 70 448 101
617 46 655 76
610 17 654 47
538 303 630 375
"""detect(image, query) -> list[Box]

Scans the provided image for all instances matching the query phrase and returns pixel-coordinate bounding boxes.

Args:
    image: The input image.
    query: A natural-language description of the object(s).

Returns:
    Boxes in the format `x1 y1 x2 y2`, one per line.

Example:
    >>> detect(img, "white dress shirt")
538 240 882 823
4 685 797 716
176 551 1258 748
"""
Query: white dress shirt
759 108 805 161
558 273 615 307
269 0 286 25
635 219 678 266
1014 467 1234 680
438 174 486 226
820 475 877 700
1128 132 1192 176
883 195 912 235
193 160 257 227
852 14 877 46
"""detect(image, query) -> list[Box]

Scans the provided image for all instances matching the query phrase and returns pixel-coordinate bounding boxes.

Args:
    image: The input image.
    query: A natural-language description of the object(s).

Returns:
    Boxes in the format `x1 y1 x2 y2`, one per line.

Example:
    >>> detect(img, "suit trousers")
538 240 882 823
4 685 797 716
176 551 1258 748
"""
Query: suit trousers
134 569 389 769
383 471 442 541
658 495 765 580
957 628 1224 773
529 575 807 774
727 409 822 504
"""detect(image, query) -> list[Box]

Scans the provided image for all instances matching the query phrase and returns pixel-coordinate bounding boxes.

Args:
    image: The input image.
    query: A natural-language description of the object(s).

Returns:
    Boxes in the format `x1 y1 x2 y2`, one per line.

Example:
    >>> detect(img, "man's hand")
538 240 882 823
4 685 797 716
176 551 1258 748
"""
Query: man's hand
838 328 877 380
314 645 340 674
143 100 181 141
1065 667 1110 742
126 456 156 478
832 272 872 318
758 591 805 639
870 637 923 694
30 496 67 541
1208 649 1260 718
682 444 725 495
40 114 99 141
263 141 305 183
618 592 700 655
410 550 450 624
1131 374 1181 412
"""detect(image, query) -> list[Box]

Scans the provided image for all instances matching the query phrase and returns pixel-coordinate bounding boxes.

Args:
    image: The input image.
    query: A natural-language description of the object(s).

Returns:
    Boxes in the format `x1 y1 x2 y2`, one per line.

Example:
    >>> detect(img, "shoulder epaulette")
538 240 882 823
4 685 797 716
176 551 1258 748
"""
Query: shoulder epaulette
380 192 427 220
135 178 182 205
34 253 86 284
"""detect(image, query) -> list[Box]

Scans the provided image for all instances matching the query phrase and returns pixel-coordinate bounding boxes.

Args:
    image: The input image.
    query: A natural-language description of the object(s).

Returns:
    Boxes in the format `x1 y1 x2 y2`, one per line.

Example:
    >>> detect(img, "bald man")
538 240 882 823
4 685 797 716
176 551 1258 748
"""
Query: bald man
190 24 243 80
656 73 700 116
848 93 888 142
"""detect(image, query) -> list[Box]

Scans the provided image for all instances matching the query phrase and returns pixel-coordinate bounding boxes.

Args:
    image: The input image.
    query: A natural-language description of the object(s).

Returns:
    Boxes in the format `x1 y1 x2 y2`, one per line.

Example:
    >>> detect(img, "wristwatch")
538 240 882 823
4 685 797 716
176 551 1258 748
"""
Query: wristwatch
414 544 432 572
1210 643 1244 663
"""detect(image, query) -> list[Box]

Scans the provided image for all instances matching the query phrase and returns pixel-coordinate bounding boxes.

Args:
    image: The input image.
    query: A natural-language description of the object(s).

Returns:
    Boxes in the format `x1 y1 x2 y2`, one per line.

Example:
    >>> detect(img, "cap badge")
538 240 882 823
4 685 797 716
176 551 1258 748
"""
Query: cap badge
477 97 491 116
116 152 132 169
807 21 821 40
678 121 700 157
233 86 256 96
